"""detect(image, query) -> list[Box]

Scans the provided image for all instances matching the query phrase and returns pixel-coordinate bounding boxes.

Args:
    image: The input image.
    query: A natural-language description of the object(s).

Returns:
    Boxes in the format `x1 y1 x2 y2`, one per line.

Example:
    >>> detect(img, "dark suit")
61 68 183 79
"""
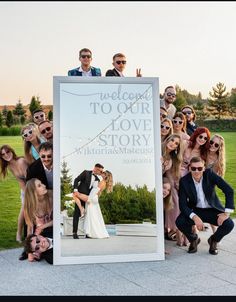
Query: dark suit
68 66 101 76
26 159 52 189
105 68 121 77
176 169 234 242
40 235 53 265
72 170 99 233
186 122 198 136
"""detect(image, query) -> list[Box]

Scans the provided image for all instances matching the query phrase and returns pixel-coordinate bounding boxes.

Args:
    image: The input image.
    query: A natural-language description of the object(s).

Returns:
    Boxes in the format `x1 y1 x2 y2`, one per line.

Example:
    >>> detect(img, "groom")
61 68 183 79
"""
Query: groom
72 163 104 239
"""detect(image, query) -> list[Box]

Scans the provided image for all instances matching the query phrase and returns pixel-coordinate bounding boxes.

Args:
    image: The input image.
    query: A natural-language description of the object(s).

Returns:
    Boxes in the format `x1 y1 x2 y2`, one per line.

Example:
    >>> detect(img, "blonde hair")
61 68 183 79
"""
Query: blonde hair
172 112 187 133
208 134 226 177
161 117 173 142
162 134 183 179
24 178 52 228
163 177 173 211
103 170 113 193
21 124 41 164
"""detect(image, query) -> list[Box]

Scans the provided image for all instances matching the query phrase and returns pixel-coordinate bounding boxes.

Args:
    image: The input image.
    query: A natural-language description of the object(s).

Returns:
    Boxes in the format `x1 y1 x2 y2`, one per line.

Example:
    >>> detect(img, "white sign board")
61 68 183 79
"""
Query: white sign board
53 76 164 265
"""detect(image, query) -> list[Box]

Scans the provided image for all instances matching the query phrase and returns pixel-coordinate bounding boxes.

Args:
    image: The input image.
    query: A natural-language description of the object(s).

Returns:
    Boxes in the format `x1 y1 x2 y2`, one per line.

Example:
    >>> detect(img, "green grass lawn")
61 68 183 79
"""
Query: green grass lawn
0 133 235 250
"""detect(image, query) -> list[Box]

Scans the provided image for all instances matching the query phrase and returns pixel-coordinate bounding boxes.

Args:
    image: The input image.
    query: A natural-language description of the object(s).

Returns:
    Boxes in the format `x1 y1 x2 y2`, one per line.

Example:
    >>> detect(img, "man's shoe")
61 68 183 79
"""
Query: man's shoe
208 236 218 255
188 237 201 253
19 251 27 261
73 233 79 239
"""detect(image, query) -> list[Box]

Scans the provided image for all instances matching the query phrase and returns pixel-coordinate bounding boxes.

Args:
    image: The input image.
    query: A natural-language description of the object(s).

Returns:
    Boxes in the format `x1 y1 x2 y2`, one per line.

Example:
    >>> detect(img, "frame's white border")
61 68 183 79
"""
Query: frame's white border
53 76 164 265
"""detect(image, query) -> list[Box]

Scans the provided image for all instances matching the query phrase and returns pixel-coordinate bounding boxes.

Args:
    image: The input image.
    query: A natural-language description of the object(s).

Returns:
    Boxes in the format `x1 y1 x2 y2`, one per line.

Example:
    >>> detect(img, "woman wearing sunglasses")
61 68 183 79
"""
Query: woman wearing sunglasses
161 117 173 143
172 112 190 148
181 127 211 177
0 145 29 243
206 134 226 234
24 178 53 261
161 134 184 243
21 123 45 164
206 134 225 178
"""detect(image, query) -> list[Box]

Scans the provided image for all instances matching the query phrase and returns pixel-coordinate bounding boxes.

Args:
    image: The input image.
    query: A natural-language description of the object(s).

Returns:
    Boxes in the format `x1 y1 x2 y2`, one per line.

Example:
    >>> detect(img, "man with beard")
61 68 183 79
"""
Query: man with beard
160 86 177 119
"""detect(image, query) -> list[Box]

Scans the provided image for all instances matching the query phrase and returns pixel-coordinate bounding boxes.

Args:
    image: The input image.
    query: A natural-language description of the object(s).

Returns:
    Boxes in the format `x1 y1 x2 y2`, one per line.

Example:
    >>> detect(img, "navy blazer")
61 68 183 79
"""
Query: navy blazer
68 66 101 76
178 168 234 218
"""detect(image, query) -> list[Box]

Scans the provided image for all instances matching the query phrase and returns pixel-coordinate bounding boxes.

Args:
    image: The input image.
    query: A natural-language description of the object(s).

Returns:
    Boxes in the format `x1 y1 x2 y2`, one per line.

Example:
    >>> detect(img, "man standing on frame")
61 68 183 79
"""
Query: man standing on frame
68 48 101 77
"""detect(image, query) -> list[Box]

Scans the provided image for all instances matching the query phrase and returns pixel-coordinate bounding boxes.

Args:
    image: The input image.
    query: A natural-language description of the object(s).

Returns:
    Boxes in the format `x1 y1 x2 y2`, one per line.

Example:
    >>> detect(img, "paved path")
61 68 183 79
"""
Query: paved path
0 220 236 296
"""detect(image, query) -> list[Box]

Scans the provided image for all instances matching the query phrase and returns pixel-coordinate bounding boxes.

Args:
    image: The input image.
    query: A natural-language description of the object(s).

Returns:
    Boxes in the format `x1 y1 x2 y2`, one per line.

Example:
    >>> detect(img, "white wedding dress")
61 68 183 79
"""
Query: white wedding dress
83 181 109 239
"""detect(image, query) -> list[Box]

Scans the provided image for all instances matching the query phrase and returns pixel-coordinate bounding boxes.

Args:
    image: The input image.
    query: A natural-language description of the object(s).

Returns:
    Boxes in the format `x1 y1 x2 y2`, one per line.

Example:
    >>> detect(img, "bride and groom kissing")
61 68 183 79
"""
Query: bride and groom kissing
72 163 113 239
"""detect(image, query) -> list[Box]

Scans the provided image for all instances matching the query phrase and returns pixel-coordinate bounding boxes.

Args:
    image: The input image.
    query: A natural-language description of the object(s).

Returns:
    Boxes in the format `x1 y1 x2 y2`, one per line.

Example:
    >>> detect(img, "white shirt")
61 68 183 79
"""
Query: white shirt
189 176 233 219
189 176 211 219
160 99 176 119
47 237 53 250
78 66 92 77
115 68 124 77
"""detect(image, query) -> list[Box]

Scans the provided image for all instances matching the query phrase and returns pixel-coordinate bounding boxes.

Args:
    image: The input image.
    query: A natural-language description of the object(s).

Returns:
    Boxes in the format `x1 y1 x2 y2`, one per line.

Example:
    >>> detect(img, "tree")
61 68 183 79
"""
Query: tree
194 101 209 121
207 82 230 119
60 160 73 211
29 96 42 116
6 110 14 128
229 88 236 116
13 100 26 124
2 105 8 120
0 112 3 127
48 110 53 121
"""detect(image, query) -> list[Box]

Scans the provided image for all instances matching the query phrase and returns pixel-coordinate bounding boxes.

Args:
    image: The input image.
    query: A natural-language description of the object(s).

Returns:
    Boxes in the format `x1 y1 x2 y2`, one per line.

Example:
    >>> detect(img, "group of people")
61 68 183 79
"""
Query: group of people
1 47 234 265
160 85 234 255
0 109 53 264
68 48 142 78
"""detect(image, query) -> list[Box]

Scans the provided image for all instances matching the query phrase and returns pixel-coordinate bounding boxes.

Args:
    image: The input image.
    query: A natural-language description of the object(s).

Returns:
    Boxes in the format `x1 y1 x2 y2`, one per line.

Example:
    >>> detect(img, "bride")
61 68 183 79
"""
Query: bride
74 170 113 238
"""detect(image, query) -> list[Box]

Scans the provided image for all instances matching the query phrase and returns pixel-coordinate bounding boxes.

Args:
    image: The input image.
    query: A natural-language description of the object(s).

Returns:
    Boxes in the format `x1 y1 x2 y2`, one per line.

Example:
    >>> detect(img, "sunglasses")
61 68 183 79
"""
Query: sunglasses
80 55 91 59
22 130 33 138
173 120 183 125
166 92 176 97
182 111 192 115
199 135 208 141
160 113 167 118
115 60 126 65
34 114 44 119
1 150 10 156
161 124 170 130
210 140 219 148
41 126 51 135
34 236 41 251
41 154 52 159
190 166 204 172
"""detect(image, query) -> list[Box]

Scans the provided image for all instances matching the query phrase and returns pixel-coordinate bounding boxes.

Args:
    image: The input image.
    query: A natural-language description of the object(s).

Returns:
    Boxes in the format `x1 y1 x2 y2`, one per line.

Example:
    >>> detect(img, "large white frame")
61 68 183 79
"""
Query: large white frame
53 76 164 265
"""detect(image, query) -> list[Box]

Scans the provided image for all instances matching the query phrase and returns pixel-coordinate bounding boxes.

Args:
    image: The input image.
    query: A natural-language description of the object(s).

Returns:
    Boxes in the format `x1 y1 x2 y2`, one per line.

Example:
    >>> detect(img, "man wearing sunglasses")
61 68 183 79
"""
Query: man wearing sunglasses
26 142 53 190
38 120 53 143
160 86 177 119
105 53 142 77
24 234 53 264
181 105 198 136
32 109 46 125
68 48 101 77
176 156 234 255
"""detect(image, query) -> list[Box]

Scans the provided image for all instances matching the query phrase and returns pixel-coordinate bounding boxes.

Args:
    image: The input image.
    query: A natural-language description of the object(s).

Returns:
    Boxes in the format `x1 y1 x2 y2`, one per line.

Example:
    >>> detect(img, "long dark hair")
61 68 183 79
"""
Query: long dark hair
0 145 20 178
